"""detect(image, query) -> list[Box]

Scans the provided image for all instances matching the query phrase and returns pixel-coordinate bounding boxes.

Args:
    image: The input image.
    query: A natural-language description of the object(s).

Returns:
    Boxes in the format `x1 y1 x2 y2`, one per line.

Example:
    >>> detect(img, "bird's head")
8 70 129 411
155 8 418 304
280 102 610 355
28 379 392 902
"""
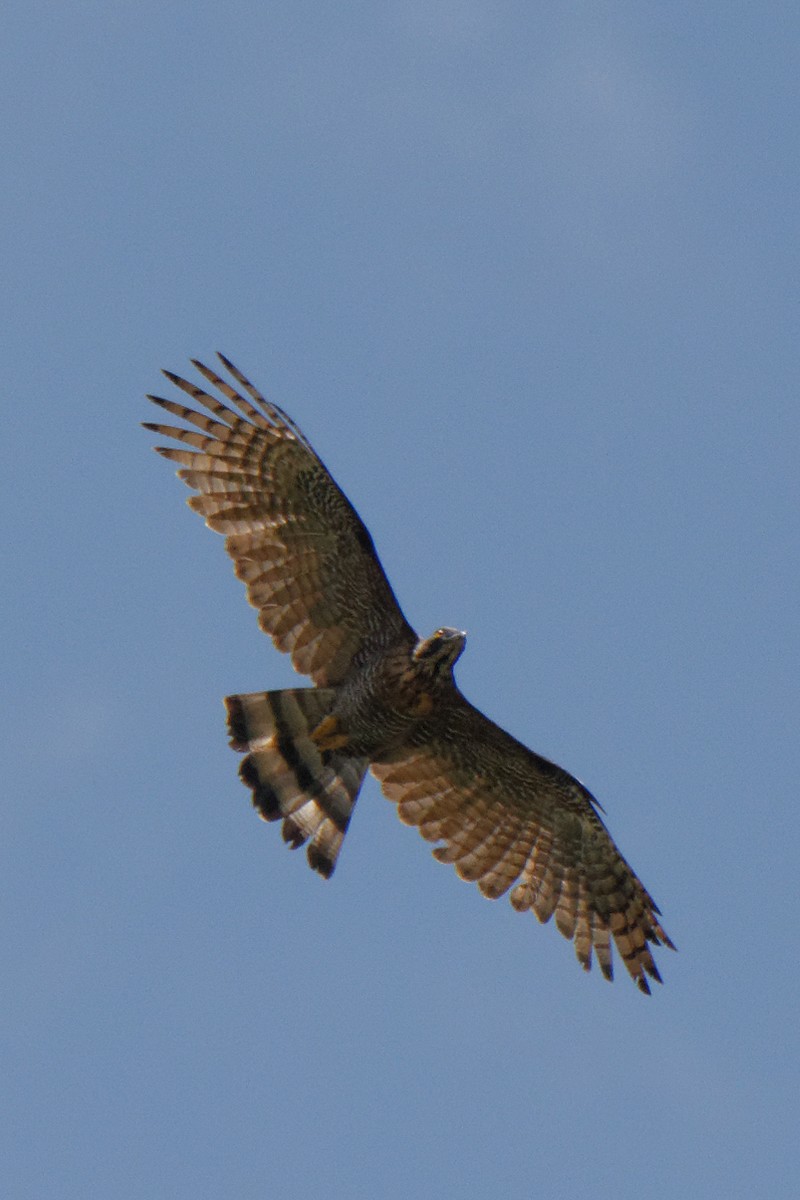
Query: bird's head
412 627 467 676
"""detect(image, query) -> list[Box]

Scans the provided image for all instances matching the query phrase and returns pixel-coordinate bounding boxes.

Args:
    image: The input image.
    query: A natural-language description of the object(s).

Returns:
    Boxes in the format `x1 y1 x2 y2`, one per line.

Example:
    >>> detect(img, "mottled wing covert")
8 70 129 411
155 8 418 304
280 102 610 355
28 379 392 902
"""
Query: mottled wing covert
144 356 417 684
371 695 674 993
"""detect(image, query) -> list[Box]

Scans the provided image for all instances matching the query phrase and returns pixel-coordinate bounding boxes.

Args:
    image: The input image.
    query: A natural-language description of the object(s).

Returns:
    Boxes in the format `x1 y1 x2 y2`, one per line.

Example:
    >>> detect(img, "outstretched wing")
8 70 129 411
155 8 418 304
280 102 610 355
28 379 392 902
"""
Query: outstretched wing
371 694 674 993
144 355 416 684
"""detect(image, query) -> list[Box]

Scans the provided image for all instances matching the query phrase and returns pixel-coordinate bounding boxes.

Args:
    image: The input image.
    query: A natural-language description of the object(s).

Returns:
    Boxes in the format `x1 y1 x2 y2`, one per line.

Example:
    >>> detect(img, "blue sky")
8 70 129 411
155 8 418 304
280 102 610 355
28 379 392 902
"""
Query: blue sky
3 3 798 1197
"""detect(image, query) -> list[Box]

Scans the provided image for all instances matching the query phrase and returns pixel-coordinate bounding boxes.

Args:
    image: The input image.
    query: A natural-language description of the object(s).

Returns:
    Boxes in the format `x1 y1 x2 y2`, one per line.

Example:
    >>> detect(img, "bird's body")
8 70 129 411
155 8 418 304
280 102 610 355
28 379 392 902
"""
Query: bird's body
323 627 468 757
145 355 675 993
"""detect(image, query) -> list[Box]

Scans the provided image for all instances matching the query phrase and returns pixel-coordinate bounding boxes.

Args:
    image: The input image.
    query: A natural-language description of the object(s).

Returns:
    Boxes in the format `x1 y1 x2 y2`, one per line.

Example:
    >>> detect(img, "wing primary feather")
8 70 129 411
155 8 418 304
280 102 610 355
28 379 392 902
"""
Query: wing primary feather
159 369 256 430
146 396 248 442
214 353 309 443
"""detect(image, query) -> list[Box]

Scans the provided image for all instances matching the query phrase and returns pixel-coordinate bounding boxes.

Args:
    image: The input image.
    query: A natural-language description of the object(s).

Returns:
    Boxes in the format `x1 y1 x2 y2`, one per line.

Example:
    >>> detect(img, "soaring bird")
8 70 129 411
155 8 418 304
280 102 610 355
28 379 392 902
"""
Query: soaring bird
145 355 675 993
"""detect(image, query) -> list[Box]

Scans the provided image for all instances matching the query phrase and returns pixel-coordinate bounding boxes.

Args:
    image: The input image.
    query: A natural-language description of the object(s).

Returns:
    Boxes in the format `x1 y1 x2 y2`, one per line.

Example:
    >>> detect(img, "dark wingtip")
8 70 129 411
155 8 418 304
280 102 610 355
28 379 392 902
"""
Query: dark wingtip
644 960 664 987
189 357 215 379
598 959 614 984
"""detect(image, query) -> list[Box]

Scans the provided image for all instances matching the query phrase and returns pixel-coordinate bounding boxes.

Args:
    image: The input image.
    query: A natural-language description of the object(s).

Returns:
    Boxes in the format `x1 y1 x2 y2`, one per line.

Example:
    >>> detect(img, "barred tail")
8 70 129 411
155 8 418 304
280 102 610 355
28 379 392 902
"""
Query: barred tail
225 688 367 878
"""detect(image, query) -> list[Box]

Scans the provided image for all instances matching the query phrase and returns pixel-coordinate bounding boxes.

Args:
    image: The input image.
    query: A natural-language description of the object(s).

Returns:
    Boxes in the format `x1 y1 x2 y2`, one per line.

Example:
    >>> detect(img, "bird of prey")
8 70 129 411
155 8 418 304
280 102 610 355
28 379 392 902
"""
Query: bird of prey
144 355 675 993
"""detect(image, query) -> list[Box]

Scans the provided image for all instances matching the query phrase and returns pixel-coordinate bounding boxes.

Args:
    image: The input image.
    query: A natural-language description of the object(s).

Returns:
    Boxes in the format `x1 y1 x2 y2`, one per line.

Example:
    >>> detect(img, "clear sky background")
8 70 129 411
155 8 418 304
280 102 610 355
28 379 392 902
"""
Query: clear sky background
3 4 798 1198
